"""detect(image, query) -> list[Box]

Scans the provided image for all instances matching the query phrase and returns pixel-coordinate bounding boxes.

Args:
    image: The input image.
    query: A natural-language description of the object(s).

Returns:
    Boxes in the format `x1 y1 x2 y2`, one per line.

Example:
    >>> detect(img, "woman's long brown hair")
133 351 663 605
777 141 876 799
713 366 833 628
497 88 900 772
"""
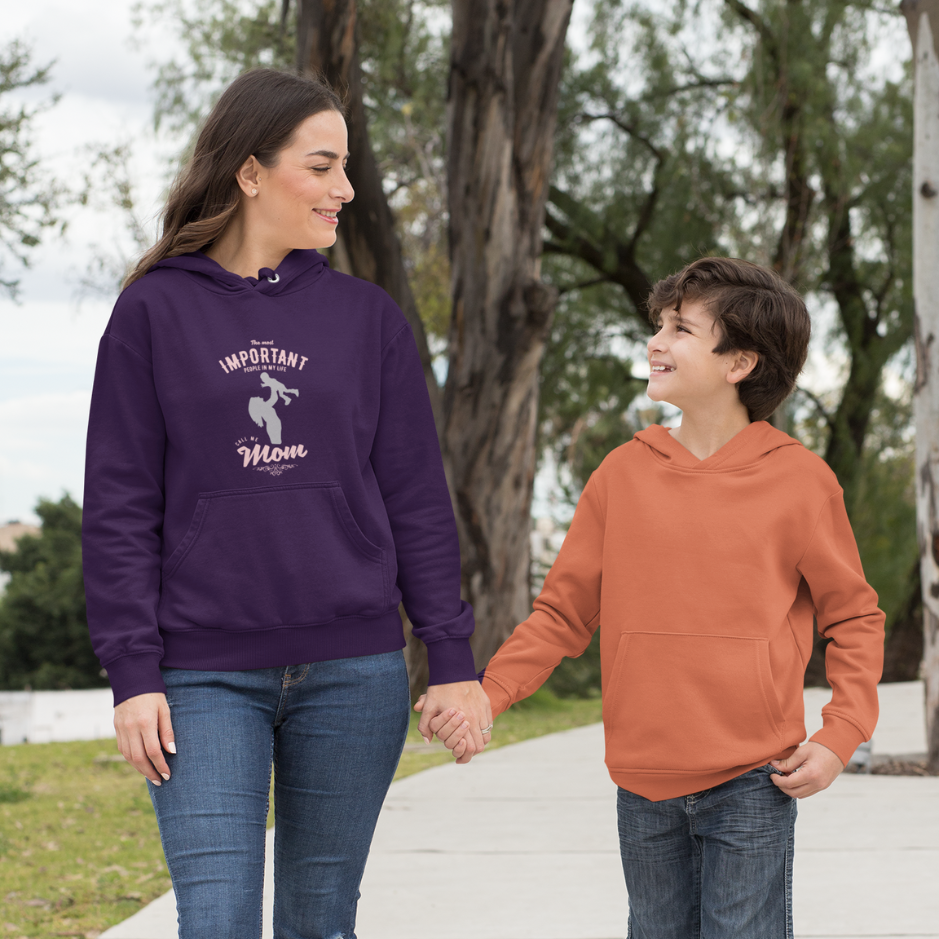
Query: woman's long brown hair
124 68 343 288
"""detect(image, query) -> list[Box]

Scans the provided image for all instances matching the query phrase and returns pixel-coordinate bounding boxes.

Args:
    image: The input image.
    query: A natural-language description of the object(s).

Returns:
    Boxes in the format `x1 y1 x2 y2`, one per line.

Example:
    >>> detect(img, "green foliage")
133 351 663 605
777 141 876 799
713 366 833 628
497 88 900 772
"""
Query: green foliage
0 495 105 691
0 39 62 298
547 630 603 700
830 389 918 634
538 270 650 493
135 0 453 339
133 0 295 137
542 0 914 509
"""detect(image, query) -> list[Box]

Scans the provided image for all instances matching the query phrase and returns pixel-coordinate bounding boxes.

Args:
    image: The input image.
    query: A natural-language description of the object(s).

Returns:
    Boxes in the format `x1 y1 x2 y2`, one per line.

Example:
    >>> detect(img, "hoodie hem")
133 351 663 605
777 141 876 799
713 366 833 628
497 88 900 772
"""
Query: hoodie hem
159 610 405 672
607 750 797 802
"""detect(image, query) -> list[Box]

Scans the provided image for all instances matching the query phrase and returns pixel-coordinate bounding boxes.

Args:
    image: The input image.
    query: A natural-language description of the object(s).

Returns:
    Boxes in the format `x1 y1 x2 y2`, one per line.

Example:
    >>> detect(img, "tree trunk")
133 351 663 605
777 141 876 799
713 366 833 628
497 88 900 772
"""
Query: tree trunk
294 0 441 427
295 0 441 695
444 0 573 668
902 0 939 770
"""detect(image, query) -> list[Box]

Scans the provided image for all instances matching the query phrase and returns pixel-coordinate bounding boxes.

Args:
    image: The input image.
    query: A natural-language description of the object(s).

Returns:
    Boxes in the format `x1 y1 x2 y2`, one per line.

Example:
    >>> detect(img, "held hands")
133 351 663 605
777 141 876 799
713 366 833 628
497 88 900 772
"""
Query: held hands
770 741 844 798
113 692 176 786
414 681 492 764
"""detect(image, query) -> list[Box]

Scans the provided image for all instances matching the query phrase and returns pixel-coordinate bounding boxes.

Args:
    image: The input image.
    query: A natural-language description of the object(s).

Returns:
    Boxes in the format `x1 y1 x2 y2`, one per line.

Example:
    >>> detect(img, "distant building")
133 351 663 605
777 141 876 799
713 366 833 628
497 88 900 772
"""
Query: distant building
0 521 40 594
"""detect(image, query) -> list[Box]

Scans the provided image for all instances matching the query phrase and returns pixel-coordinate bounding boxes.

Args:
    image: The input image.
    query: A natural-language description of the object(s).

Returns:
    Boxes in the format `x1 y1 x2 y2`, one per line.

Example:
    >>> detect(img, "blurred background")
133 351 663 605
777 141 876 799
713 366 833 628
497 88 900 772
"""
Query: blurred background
0 0 922 697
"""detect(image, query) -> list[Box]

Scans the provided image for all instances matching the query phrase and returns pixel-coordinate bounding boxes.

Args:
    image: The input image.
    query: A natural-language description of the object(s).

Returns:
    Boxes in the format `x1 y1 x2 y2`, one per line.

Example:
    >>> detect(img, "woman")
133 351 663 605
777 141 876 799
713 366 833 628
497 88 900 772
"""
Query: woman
82 68 491 938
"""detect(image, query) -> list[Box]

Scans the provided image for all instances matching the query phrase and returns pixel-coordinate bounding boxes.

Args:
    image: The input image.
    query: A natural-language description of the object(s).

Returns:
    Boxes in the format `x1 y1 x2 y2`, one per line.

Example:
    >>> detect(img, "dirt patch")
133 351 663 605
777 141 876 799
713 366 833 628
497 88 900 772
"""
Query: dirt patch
847 758 939 776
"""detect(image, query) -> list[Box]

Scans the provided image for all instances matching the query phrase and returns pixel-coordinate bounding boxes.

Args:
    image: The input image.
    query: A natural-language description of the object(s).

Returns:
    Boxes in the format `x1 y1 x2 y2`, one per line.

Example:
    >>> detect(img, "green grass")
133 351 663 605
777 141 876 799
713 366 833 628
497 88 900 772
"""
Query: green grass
0 689 601 937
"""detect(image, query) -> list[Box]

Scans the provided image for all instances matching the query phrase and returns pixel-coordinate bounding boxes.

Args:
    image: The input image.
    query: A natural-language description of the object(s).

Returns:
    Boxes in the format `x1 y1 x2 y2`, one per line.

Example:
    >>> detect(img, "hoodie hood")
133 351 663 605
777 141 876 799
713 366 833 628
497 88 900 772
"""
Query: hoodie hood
151 248 330 297
633 420 802 472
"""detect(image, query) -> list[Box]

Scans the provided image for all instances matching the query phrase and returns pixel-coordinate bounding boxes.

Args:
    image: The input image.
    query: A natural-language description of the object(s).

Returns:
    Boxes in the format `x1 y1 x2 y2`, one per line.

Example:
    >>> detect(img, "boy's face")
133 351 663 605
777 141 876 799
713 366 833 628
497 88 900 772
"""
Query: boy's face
647 301 748 413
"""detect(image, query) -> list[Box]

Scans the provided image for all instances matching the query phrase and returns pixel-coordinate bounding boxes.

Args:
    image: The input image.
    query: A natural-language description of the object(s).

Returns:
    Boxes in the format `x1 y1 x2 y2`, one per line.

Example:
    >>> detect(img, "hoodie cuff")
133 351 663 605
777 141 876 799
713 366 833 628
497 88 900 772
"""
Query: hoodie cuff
105 653 167 707
425 637 478 685
481 673 514 717
809 715 868 768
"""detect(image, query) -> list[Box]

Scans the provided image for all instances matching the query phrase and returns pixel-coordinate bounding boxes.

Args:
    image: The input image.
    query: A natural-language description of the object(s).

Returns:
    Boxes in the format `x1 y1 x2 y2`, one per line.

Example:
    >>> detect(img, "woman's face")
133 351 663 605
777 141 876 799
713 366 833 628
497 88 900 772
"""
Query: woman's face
253 109 354 251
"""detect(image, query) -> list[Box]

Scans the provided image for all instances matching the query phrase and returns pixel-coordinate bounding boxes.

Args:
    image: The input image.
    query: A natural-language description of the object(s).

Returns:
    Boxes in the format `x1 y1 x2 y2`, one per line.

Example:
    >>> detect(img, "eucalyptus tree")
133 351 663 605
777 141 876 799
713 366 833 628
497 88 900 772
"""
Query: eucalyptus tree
137 0 573 674
544 0 913 517
539 0 918 695
443 1 573 666
0 40 61 298
901 0 939 768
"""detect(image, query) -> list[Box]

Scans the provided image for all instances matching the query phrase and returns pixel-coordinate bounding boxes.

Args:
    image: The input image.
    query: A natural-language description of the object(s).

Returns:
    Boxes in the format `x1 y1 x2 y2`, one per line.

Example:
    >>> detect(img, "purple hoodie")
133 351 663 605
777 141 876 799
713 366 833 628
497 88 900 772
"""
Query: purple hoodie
83 249 476 706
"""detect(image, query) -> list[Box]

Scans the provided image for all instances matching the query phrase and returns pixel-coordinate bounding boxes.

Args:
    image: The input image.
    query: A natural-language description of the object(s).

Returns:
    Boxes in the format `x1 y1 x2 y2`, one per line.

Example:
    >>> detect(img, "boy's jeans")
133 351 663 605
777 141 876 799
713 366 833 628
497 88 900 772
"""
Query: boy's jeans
617 764 797 939
148 651 410 939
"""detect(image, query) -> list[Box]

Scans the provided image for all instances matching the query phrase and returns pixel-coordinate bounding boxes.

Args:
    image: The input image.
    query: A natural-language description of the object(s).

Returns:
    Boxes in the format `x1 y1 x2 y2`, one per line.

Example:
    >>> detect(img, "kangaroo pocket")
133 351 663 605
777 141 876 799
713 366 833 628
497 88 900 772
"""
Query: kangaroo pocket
603 632 785 774
159 482 389 630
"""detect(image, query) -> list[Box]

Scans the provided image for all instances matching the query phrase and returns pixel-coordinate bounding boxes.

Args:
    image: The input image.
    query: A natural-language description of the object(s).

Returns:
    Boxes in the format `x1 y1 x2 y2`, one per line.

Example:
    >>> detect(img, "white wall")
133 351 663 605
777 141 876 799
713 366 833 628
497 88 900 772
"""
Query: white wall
0 688 114 745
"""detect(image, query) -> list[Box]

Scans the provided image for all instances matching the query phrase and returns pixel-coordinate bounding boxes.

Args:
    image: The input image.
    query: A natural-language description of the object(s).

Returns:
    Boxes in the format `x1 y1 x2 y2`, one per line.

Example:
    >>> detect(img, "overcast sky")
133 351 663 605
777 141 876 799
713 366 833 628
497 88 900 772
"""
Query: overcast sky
0 1 180 524
0 2 912 526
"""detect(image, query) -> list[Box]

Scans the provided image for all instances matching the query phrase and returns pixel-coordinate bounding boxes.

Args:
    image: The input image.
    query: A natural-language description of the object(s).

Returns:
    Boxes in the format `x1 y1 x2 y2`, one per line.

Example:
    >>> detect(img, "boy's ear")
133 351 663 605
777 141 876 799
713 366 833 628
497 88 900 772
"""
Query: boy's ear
726 349 759 386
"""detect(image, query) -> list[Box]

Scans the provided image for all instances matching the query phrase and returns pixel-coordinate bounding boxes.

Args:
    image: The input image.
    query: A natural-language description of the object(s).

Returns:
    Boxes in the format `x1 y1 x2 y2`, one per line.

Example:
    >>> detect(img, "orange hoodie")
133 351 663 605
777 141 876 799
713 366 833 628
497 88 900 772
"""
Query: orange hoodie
482 422 884 801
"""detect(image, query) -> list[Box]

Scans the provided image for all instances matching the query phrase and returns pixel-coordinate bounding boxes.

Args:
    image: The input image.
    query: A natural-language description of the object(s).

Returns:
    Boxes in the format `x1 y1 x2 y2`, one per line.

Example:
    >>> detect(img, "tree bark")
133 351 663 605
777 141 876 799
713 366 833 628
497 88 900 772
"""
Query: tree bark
294 0 441 428
902 0 939 770
445 0 573 668
295 0 443 695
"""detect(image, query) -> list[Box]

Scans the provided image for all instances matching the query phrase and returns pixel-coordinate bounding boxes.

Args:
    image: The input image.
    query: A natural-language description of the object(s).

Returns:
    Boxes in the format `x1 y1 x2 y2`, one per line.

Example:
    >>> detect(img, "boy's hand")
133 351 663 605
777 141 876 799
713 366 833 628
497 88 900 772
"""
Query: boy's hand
770 742 844 798
414 683 492 764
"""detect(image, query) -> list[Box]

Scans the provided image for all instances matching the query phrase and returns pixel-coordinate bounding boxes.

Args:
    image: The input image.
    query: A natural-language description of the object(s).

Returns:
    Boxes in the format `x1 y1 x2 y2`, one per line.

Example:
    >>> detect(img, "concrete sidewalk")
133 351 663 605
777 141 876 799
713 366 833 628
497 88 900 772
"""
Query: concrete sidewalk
102 681 938 939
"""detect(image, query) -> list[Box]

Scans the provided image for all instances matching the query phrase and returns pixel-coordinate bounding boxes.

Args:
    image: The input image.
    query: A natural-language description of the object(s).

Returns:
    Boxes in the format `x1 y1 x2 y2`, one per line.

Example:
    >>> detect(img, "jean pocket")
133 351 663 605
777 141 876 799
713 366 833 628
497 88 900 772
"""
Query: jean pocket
603 631 786 774
160 482 389 630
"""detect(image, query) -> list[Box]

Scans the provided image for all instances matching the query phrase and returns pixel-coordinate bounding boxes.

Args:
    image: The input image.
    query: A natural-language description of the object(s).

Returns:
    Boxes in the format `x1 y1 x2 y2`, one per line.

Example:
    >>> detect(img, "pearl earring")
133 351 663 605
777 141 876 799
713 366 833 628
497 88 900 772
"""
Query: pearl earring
251 188 258 195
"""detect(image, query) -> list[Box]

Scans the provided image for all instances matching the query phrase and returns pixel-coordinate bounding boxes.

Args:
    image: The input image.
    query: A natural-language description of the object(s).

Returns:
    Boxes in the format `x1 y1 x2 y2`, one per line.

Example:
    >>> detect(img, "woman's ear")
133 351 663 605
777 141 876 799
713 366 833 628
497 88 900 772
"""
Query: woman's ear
235 155 262 198
726 349 759 385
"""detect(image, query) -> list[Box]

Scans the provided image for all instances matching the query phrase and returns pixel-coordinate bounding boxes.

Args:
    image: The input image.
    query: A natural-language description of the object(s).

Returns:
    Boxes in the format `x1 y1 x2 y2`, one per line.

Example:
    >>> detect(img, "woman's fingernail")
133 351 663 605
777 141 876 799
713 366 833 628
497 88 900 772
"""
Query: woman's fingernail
151 778 161 787
161 773 170 781
167 742 177 754
422 736 431 745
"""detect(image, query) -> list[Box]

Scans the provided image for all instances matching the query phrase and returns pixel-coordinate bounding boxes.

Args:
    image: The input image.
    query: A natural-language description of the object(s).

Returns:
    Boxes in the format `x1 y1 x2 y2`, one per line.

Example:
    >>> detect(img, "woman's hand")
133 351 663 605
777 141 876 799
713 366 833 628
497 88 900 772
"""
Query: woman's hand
114 692 176 785
415 681 492 764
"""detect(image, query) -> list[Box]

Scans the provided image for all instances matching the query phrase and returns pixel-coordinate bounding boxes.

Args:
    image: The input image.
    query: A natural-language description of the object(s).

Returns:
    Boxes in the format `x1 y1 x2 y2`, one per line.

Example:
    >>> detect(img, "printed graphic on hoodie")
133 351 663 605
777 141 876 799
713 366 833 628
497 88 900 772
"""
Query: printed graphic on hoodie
218 339 310 475
249 372 298 444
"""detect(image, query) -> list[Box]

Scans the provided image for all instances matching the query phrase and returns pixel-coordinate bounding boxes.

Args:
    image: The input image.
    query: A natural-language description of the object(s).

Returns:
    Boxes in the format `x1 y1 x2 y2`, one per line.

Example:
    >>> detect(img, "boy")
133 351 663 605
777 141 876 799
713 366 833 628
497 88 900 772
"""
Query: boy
422 257 885 938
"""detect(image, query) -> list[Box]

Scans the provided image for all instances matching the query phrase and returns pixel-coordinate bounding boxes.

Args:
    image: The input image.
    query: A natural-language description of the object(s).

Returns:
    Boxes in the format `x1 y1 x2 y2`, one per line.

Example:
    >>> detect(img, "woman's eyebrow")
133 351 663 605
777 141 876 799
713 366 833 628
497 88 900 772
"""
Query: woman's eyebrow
304 149 350 159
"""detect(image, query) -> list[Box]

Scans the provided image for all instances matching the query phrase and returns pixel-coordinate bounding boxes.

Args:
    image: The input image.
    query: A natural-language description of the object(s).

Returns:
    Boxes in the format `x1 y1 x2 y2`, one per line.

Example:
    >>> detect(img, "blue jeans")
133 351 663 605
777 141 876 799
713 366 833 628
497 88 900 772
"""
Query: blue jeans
149 651 410 939
617 765 797 939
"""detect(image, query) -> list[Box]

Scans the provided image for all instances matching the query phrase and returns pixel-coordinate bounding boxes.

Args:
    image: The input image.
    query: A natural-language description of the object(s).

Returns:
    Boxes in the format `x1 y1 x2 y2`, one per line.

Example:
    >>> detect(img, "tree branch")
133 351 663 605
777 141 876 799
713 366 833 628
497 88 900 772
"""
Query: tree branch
628 151 666 253
638 77 738 101
576 112 665 162
723 0 779 66
555 275 611 295
795 385 834 426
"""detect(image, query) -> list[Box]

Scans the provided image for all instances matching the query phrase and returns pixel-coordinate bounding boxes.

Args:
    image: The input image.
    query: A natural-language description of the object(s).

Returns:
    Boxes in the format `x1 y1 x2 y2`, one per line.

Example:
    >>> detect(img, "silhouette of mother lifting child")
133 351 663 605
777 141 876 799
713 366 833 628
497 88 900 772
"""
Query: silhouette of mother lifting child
248 371 299 445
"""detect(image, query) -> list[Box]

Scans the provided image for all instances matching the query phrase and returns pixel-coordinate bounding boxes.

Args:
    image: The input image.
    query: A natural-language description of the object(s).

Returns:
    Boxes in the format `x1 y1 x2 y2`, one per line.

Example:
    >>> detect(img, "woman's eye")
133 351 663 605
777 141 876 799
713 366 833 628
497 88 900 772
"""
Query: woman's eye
311 165 330 174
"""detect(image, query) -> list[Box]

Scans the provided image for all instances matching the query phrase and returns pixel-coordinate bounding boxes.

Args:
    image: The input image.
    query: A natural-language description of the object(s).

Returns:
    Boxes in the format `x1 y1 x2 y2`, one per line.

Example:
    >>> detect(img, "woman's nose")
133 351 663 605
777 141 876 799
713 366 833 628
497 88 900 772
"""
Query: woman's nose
333 167 354 204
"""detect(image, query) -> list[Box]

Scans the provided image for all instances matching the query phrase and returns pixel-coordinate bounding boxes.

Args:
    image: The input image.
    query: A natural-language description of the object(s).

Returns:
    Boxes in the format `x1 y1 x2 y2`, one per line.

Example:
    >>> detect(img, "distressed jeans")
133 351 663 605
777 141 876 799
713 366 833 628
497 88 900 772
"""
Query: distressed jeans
617 765 798 939
148 651 410 939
